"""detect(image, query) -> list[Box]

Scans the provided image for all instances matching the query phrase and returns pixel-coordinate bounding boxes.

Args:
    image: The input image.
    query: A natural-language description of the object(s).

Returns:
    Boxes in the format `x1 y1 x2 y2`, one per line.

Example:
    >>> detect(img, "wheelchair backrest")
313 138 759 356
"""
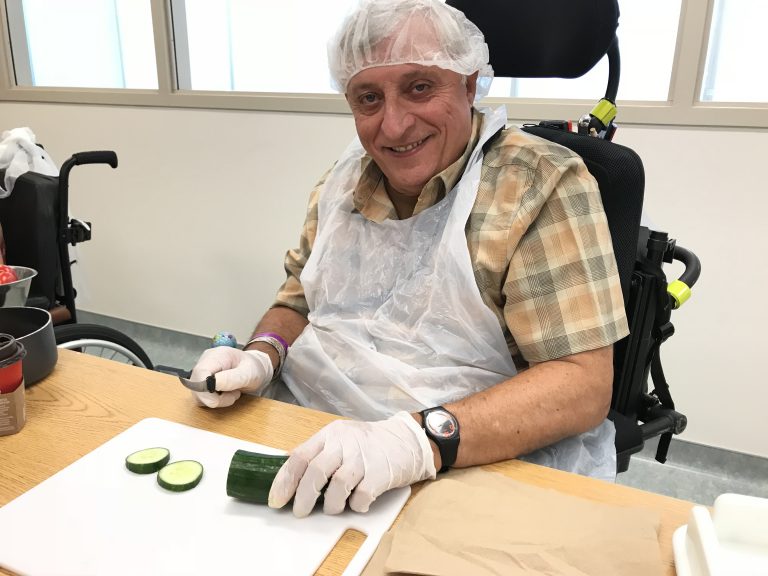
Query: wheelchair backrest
520 126 644 415
0 169 61 309
520 126 644 303
446 0 619 79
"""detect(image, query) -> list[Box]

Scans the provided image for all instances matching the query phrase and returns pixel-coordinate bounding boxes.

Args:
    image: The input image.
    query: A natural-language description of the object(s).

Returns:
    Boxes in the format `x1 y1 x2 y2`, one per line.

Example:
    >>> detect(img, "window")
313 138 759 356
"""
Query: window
173 0 357 93
173 0 682 102
701 0 768 103
6 0 156 89
1 0 766 127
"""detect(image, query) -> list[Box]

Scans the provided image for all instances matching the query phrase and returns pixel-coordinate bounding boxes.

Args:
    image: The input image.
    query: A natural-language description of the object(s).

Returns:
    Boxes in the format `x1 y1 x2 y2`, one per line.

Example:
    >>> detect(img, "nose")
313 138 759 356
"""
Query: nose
380 96 415 141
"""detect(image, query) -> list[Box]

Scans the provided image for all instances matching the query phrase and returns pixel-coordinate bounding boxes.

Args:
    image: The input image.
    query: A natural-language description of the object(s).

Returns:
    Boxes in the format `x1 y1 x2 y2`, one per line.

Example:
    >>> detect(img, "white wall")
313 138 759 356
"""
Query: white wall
3 102 767 458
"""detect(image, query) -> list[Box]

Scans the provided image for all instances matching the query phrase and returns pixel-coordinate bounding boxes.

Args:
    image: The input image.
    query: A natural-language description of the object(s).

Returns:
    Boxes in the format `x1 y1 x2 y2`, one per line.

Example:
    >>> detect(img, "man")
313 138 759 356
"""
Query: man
188 0 628 518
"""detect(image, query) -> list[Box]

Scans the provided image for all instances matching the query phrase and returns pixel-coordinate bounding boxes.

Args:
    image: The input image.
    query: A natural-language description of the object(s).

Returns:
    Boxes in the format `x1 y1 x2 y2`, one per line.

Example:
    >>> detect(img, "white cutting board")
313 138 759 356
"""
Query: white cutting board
0 417 410 576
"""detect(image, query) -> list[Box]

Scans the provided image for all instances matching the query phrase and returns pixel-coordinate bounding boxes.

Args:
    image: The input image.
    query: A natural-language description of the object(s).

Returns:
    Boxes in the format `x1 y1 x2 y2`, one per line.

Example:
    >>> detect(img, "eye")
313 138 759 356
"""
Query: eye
408 81 434 98
359 92 379 105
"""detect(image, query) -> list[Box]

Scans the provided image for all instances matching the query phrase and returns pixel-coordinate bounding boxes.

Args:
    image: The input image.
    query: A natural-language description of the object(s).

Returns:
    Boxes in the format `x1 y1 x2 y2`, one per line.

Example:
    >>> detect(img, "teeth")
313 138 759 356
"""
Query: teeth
391 138 424 152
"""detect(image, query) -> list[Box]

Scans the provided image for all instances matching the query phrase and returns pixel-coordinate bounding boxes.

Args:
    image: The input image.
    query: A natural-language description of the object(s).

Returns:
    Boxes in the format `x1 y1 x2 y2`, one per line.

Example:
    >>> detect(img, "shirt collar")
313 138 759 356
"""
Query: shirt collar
353 109 484 222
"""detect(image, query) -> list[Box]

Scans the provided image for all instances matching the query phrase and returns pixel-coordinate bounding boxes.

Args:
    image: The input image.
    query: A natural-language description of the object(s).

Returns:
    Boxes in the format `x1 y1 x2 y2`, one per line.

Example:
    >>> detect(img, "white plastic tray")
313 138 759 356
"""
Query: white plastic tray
673 493 768 576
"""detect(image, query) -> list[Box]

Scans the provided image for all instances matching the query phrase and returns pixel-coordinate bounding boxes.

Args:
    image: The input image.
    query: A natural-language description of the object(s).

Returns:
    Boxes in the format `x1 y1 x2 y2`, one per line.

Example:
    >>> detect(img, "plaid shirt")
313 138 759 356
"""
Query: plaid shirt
274 109 628 367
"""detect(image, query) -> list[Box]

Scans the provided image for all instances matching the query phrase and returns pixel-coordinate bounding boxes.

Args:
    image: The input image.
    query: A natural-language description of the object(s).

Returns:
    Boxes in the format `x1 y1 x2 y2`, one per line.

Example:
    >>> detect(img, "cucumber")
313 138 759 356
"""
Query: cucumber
226 450 289 504
157 460 204 492
125 447 171 474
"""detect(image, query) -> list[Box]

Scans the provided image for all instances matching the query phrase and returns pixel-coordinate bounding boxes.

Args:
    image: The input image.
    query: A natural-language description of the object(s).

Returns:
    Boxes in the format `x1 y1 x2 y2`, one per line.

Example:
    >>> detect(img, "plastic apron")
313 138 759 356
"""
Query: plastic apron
282 106 616 480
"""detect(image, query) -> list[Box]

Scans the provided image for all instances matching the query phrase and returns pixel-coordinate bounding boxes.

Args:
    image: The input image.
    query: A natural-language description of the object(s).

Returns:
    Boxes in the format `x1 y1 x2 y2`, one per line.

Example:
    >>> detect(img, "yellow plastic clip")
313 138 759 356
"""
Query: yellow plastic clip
667 280 692 309
590 99 617 127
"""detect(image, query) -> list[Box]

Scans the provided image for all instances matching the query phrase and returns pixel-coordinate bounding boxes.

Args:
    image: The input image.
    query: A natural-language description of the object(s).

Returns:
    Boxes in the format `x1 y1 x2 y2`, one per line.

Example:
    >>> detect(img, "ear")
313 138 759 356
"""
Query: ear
465 72 479 104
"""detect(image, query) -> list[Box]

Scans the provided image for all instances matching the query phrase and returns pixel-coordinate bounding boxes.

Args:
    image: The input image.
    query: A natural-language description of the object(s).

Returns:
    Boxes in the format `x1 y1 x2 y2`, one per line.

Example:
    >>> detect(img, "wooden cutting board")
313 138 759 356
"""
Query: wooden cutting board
0 417 410 576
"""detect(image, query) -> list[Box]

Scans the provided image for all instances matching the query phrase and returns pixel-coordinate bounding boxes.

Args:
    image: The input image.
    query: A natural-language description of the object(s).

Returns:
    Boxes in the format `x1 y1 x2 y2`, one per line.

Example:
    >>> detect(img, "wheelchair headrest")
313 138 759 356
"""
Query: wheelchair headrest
445 0 619 79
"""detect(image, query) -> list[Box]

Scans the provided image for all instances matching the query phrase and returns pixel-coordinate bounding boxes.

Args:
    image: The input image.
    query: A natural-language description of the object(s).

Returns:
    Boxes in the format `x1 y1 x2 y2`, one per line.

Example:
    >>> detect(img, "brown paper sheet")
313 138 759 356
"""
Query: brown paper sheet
363 467 663 576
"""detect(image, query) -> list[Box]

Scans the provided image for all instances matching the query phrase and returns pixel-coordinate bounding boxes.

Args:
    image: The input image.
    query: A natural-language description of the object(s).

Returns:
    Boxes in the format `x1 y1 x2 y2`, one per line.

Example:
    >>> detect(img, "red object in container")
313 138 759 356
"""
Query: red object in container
0 265 18 285
0 333 25 394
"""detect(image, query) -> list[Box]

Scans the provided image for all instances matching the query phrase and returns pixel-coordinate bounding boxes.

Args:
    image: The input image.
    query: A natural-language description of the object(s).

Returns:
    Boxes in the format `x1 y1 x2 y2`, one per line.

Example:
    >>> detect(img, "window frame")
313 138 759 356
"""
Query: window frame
1 0 766 128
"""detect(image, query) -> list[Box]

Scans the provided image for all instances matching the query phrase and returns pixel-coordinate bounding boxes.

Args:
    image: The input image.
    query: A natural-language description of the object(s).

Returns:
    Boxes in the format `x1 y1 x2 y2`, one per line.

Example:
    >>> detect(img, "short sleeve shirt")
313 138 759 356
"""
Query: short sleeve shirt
274 109 629 367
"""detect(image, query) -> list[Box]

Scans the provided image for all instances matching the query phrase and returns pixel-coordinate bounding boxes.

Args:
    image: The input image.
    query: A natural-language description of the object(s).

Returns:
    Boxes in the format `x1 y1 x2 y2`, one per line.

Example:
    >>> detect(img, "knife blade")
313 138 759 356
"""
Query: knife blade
178 374 219 394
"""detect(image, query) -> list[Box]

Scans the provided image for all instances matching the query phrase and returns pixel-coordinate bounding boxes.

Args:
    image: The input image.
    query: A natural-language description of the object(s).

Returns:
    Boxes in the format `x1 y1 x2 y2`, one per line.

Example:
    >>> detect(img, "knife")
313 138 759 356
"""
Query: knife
178 374 220 394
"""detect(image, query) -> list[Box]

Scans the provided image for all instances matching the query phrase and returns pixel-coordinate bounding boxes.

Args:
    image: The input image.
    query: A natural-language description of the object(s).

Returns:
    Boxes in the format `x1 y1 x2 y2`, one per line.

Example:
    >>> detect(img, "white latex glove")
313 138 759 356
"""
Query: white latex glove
268 411 437 517
188 347 273 408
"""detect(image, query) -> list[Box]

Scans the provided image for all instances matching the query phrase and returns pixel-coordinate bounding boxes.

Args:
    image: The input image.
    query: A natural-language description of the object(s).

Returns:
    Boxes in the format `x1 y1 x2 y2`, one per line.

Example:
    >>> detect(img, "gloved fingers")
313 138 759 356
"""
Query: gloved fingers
270 414 434 517
189 348 273 393
322 457 365 515
210 366 260 392
348 477 382 514
268 431 327 511
189 347 239 382
216 350 273 393
292 439 345 518
193 389 241 408
345 413 438 513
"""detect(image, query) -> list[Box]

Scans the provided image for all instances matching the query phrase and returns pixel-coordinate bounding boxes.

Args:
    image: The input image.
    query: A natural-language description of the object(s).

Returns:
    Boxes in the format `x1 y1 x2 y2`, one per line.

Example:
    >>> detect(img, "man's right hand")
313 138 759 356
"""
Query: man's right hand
188 347 274 408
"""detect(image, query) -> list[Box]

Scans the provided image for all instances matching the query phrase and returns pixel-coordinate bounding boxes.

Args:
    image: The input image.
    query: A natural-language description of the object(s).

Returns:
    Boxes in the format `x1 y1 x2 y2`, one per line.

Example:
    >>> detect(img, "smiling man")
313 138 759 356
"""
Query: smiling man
346 63 477 218
186 0 629 518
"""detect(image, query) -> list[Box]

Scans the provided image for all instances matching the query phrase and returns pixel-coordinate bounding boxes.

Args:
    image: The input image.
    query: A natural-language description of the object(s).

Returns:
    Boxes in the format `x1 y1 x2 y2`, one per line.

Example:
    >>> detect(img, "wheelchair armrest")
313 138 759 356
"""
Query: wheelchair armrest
640 404 688 440
610 398 688 473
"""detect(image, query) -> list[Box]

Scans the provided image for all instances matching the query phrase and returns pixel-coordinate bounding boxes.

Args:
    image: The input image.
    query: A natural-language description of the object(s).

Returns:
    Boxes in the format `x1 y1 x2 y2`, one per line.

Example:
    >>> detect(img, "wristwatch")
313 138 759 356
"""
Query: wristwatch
419 406 460 473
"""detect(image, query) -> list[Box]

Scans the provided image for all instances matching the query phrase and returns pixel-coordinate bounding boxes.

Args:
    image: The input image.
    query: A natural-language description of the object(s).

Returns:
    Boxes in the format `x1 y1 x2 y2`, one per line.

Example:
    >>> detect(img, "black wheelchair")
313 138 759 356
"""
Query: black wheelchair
447 0 702 472
0 150 153 369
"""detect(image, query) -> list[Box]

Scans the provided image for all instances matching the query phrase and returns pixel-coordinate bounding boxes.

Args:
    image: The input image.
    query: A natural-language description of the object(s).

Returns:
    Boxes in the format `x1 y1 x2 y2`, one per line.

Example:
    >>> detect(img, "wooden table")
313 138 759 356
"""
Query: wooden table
1 349 693 575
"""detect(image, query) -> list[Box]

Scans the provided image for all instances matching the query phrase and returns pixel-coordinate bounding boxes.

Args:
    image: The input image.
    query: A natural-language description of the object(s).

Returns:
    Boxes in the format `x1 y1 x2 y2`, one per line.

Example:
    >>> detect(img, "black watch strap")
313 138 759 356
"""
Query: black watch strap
420 406 460 473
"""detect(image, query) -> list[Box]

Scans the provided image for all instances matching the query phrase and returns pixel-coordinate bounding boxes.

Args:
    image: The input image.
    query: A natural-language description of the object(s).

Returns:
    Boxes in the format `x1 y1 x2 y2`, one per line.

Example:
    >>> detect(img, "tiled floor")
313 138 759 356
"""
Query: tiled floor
78 311 768 507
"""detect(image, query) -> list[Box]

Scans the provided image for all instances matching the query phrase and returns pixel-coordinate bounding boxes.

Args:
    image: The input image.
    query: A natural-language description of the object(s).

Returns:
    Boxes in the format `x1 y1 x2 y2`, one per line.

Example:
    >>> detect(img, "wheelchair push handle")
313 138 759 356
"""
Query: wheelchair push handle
56 150 119 244
70 151 118 169
54 150 119 320
58 151 118 194
58 150 118 193
667 244 701 309
673 245 700 288
644 230 701 309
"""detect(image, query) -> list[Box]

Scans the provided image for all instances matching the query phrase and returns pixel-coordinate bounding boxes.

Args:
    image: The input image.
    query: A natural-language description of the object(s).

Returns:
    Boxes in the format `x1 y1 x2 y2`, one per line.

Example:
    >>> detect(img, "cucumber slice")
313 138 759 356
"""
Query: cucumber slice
226 450 289 504
157 460 204 492
125 447 171 474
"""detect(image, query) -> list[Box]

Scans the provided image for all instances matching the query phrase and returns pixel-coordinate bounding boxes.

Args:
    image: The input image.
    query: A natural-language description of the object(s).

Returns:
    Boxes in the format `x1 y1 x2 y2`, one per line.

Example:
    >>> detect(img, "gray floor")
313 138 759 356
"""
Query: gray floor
78 310 768 507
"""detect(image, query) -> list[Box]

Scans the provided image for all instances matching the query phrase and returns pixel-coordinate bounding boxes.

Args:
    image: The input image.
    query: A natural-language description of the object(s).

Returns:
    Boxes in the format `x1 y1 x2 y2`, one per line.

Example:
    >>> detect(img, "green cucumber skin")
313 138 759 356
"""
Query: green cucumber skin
125 448 171 474
226 450 289 504
156 460 204 492
157 473 202 492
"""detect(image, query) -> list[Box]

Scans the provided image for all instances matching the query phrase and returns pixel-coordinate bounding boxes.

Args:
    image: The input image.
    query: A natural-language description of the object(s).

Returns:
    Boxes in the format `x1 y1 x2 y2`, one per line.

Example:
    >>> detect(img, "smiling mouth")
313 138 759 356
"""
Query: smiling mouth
388 137 428 153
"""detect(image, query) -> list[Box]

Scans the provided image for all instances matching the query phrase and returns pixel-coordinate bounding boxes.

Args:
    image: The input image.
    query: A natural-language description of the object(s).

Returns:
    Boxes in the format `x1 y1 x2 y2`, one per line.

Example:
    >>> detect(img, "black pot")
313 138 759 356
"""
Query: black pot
0 307 57 386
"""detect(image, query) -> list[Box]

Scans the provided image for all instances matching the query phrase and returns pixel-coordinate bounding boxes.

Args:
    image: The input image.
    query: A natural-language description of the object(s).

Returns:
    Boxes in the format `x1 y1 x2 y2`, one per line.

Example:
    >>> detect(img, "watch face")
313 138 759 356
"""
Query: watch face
425 410 457 439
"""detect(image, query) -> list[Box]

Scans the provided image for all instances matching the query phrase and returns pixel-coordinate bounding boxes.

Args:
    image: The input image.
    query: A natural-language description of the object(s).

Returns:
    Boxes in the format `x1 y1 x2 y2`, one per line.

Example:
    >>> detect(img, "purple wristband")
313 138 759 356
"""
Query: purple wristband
251 332 289 350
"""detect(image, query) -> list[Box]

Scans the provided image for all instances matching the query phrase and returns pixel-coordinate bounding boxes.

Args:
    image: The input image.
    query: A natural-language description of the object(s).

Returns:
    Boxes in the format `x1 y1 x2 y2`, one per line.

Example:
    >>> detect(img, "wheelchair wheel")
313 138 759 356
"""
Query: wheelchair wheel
54 324 154 369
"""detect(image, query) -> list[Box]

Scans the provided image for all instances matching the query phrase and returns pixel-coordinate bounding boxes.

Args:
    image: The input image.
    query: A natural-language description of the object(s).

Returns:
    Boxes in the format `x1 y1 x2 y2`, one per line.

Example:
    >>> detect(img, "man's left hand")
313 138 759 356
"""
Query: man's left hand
268 411 437 517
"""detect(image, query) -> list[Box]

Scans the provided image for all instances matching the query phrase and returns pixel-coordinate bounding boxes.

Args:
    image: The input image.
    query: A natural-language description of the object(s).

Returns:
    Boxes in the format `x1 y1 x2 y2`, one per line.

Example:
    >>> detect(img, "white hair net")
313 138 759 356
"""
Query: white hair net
328 0 494 100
